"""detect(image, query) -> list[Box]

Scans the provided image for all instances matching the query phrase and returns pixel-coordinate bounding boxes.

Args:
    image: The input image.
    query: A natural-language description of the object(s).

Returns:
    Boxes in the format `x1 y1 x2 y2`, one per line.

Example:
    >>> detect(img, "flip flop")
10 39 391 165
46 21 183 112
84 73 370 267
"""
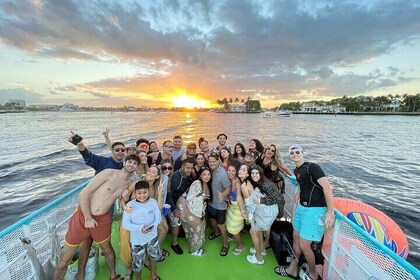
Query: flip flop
233 245 246 256
110 274 124 280
149 275 161 280
220 245 229 256
274 266 299 279
209 232 221 240
123 271 133 280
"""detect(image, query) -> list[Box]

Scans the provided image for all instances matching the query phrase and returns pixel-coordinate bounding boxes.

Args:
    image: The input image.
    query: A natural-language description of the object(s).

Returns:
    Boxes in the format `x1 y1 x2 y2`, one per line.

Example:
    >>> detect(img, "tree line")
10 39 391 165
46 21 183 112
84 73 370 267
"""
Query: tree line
278 94 420 112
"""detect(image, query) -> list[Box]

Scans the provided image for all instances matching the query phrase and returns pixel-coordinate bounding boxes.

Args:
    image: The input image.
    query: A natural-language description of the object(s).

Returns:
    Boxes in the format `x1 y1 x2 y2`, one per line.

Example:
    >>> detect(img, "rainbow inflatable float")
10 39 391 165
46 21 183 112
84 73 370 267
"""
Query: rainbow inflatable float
333 197 409 259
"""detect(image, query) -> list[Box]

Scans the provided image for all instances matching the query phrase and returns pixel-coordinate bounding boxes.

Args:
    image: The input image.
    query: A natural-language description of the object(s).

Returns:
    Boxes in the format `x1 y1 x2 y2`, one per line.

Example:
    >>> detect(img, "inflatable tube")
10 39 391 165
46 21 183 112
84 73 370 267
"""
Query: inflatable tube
333 197 409 259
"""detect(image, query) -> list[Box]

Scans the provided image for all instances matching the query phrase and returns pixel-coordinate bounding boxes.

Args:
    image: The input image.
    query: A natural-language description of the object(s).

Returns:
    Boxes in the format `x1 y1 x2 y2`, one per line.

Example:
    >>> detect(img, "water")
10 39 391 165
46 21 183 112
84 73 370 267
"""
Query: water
0 111 419 266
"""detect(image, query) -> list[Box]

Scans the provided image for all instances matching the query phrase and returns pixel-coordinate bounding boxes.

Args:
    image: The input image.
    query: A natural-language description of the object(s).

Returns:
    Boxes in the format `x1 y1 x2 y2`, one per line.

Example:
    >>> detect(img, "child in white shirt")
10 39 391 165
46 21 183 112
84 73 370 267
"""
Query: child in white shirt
123 181 162 280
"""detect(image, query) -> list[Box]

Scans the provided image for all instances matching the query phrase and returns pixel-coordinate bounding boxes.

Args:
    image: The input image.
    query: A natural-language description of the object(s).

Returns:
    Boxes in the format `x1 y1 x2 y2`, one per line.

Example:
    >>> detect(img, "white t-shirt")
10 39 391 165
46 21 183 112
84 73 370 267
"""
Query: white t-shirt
122 198 161 245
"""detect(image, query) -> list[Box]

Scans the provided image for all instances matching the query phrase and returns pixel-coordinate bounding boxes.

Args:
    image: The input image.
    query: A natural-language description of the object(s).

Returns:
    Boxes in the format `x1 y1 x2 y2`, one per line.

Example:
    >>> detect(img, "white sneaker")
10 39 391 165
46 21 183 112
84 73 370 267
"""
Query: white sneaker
246 254 264 265
249 247 267 256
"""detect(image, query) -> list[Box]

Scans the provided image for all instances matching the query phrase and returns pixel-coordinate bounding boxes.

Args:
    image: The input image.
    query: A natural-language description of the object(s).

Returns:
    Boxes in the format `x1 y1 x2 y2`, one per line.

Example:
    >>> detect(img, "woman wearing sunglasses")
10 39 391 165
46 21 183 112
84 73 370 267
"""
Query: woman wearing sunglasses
255 144 293 194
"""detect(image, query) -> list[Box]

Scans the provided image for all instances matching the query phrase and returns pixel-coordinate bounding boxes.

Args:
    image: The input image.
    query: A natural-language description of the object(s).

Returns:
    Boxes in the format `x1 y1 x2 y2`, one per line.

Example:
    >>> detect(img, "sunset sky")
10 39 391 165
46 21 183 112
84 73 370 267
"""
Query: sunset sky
0 0 420 108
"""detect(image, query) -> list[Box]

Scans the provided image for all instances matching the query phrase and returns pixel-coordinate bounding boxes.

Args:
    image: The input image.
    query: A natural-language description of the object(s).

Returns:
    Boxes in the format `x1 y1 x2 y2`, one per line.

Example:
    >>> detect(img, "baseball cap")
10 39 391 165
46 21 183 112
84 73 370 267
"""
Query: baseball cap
288 144 303 153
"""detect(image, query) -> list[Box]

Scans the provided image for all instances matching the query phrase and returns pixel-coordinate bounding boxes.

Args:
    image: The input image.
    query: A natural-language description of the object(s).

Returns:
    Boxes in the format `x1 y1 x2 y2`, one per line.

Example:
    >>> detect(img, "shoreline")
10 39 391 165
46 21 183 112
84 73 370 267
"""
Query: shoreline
292 111 420 116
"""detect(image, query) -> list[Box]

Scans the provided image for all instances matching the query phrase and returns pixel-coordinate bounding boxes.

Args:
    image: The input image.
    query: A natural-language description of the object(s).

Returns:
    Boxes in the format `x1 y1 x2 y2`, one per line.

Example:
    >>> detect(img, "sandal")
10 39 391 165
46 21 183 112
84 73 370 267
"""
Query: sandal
274 266 299 279
110 274 124 280
149 275 161 280
233 245 246 256
123 272 133 280
209 232 221 240
219 245 229 257
246 254 264 265
162 249 170 257
156 254 166 262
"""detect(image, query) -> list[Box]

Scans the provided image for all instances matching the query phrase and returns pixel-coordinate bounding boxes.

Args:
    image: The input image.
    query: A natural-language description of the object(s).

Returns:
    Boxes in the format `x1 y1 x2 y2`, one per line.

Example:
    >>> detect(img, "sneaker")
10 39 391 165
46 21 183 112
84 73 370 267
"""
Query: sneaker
190 248 206 256
246 254 264 265
249 247 267 256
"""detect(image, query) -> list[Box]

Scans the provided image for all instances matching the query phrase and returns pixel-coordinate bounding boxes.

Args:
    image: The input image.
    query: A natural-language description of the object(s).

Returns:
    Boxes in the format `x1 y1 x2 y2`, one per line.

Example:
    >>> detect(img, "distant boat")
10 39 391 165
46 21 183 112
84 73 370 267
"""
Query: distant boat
263 112 273 118
59 105 75 112
276 109 292 116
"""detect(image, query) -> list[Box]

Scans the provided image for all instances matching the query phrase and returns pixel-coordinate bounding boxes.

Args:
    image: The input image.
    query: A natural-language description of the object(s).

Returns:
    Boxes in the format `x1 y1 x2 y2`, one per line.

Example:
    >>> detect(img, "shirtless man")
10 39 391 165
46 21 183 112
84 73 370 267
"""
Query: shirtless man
54 154 140 280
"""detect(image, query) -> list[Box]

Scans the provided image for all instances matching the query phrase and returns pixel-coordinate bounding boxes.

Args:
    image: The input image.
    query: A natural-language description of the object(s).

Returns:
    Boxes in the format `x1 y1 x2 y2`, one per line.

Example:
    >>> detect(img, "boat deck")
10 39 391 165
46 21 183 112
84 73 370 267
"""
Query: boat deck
95 221 288 280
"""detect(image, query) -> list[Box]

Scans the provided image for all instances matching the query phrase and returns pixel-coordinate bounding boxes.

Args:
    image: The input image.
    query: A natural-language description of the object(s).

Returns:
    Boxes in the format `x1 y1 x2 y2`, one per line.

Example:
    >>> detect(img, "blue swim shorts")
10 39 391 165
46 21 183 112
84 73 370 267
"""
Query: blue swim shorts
293 204 327 242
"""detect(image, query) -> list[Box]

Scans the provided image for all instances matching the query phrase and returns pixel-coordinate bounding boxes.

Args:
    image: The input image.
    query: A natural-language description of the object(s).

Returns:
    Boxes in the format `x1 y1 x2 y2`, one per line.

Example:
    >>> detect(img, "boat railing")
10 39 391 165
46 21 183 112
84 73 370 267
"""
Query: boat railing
282 177 420 280
0 178 419 279
0 181 89 280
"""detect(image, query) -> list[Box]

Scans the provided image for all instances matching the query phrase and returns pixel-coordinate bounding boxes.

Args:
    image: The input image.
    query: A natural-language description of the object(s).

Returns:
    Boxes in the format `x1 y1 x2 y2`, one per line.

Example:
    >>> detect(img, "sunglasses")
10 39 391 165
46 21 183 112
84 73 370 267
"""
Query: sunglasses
165 145 175 149
162 166 173 171
289 150 301 155
114 148 126 152
267 148 276 152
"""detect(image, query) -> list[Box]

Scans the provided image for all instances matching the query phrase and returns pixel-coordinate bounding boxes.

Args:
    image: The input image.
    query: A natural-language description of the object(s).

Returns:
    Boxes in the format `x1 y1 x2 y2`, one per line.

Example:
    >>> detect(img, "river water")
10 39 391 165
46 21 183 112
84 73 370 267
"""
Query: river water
0 111 419 266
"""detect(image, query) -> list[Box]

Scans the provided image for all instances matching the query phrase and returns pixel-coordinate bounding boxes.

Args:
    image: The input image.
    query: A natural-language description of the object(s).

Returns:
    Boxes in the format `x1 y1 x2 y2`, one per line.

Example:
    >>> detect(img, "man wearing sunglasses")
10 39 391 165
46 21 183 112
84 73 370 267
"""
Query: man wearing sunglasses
69 131 126 175
275 144 334 280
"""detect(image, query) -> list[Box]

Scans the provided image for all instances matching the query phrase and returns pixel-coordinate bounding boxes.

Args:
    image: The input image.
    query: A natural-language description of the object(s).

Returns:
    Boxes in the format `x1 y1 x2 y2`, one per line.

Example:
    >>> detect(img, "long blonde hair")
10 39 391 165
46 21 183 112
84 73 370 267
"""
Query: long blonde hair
145 165 161 200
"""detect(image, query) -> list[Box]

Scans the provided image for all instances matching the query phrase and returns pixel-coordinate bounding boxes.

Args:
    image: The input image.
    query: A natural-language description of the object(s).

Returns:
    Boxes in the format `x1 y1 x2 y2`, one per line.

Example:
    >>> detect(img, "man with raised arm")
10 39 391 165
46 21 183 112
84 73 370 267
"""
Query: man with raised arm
54 154 140 280
275 145 334 280
68 130 127 279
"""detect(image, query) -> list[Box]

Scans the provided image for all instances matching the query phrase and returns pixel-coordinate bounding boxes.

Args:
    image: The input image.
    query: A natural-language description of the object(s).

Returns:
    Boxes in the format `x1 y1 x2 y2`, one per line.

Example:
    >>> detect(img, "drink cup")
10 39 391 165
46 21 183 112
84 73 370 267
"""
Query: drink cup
163 204 171 216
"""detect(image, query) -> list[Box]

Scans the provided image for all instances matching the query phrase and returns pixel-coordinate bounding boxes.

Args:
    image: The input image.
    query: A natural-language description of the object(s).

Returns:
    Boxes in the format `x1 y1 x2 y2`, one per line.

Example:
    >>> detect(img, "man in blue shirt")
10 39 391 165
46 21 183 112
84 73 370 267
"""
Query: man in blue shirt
70 131 126 174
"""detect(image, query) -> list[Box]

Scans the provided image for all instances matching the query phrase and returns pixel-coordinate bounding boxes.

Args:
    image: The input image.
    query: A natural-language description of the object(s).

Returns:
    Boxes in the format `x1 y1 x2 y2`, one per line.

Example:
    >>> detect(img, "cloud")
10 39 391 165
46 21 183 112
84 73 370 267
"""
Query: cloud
0 0 419 104
0 88 43 103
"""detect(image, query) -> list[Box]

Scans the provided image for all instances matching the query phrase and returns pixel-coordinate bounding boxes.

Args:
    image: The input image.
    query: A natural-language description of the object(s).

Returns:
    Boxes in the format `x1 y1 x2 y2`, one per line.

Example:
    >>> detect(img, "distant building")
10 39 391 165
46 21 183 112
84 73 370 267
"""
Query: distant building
217 98 262 113
228 103 246 112
383 99 401 111
300 102 346 113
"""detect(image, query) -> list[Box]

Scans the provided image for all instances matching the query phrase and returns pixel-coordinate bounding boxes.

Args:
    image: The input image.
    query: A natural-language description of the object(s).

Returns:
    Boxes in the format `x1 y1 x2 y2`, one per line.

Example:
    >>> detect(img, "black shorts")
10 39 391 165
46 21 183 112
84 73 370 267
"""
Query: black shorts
208 205 227 225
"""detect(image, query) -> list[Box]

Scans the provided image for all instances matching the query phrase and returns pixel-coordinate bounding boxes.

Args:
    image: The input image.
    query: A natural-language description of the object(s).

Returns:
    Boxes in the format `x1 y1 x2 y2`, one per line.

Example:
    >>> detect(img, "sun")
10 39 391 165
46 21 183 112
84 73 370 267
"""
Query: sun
171 95 208 108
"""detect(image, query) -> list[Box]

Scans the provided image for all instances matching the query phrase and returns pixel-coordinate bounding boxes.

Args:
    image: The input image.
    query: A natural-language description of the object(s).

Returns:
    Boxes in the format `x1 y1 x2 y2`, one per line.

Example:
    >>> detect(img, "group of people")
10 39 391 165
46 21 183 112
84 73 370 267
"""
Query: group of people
53 130 334 280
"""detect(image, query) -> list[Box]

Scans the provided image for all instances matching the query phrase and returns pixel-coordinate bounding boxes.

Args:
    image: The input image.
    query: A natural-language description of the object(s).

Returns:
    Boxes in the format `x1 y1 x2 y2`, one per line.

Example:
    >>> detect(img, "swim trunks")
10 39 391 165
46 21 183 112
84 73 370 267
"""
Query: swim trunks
65 206 112 246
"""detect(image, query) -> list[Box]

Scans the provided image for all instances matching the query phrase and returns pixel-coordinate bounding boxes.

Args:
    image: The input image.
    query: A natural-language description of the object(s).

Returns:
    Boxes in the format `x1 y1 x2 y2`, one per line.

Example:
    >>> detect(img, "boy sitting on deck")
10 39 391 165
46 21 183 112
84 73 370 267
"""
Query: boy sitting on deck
123 181 162 280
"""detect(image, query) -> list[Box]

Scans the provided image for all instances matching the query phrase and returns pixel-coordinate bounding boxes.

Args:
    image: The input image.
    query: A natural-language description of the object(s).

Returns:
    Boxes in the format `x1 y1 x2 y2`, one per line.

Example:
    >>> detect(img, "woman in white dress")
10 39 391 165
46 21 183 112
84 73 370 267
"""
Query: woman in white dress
176 167 211 256
244 166 284 265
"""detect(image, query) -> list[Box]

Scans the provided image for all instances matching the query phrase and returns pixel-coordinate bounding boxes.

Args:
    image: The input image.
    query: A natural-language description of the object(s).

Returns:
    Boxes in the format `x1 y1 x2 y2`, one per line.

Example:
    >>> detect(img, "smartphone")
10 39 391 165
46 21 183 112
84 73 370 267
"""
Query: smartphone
69 134 83 145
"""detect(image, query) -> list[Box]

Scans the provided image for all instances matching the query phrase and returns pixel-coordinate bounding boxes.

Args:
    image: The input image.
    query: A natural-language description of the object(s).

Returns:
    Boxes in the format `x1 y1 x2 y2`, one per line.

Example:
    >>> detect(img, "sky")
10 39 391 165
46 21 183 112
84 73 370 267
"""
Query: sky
0 0 420 108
